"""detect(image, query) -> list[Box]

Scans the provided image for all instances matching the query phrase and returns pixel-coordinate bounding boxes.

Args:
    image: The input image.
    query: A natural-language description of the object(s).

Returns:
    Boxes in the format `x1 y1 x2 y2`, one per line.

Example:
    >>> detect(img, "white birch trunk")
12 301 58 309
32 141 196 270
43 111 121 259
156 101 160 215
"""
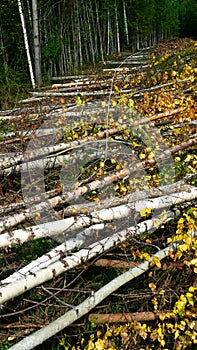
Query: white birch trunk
0 168 192 222
115 1 120 52
107 8 110 55
123 0 129 45
17 0 35 88
0 126 121 171
76 0 83 68
83 0 95 65
1 223 105 285
0 180 194 234
0 214 181 305
8 235 196 350
1 187 197 248
136 25 140 51
32 0 42 85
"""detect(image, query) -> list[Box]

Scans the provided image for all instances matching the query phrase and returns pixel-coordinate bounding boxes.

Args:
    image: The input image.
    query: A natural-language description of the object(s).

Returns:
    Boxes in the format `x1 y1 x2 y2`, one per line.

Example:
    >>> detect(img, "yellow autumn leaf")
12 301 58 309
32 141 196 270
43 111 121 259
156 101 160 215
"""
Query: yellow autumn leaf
146 207 152 214
178 217 185 224
97 330 102 337
175 329 179 340
103 330 112 339
186 292 194 306
179 320 186 331
157 327 163 337
159 313 166 321
148 152 155 160
186 292 193 298
150 256 161 268
116 164 121 170
139 152 146 160
113 325 123 336
159 289 165 295
111 99 117 106
132 141 138 148
140 207 151 217
145 175 152 181
140 252 151 260
160 339 165 347
166 322 174 329
177 250 183 259
175 295 187 312
120 186 127 192
189 258 197 266
185 154 193 162
152 297 158 311
171 70 177 77
179 243 189 252
140 209 147 217
149 282 157 292
87 340 95 350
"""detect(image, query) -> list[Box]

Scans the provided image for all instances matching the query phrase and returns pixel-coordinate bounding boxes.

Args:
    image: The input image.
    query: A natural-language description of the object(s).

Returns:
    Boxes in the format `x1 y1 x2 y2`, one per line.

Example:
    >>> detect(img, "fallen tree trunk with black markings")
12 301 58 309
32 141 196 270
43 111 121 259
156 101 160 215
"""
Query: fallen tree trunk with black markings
8 233 197 350
0 185 196 244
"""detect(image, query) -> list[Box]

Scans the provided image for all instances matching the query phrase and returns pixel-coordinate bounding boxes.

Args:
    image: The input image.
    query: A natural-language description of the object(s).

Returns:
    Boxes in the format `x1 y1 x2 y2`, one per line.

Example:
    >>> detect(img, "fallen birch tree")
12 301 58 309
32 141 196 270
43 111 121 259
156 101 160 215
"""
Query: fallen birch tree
0 210 181 304
1 186 197 248
20 137 197 219
0 127 121 171
8 233 197 350
0 105 188 172
0 171 193 234
104 60 148 65
0 187 60 216
132 78 192 96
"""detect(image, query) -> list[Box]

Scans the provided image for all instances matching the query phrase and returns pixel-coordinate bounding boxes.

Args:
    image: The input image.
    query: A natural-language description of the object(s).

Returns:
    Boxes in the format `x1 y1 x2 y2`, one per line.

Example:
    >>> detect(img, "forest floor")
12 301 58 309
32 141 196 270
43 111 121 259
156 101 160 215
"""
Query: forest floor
0 37 197 350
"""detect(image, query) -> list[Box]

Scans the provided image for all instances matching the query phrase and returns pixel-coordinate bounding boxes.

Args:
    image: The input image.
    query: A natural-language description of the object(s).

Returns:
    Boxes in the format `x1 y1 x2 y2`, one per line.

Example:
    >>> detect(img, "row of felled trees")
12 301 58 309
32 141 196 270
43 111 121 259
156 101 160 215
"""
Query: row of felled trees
0 0 197 88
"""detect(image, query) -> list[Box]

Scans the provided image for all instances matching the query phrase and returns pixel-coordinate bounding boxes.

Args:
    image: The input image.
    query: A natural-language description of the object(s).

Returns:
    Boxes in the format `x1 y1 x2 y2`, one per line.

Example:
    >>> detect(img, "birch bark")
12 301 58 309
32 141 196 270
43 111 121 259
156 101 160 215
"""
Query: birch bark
32 0 42 85
9 236 196 350
17 0 35 88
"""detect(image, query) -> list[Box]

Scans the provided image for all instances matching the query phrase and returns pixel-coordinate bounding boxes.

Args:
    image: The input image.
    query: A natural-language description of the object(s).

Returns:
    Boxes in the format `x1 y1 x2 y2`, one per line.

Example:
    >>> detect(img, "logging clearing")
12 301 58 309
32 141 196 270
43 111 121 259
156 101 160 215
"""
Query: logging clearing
0 38 197 349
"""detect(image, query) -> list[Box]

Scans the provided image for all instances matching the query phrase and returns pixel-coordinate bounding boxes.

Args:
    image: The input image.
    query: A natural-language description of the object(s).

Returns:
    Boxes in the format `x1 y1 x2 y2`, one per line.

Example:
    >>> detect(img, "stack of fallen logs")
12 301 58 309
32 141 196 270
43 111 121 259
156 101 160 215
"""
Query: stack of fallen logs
0 47 196 349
